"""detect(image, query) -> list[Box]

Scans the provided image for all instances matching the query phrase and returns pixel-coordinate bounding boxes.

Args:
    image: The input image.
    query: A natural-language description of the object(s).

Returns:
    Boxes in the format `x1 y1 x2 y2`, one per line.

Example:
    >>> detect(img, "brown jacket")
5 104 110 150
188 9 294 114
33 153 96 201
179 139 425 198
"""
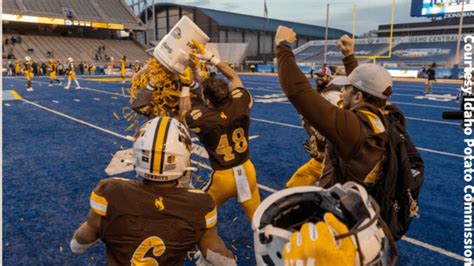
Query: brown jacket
276 44 388 187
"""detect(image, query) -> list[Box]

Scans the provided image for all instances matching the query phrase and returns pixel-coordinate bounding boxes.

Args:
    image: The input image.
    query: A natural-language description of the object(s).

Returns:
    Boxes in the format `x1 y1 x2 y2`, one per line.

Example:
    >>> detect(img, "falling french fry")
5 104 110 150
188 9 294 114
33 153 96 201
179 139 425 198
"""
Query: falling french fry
113 112 121 121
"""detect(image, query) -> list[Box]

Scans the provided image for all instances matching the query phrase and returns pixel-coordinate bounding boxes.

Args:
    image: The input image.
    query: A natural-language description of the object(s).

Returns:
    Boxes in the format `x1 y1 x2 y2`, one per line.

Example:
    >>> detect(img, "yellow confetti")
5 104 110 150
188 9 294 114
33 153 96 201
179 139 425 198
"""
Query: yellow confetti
113 112 121 121
125 120 139 131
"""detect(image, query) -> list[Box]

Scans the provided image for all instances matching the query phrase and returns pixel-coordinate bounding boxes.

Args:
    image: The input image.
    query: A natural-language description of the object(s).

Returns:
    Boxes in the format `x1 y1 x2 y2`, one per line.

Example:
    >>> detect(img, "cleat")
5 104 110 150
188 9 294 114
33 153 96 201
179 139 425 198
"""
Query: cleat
75 87 81 90
64 87 70 90
27 87 33 92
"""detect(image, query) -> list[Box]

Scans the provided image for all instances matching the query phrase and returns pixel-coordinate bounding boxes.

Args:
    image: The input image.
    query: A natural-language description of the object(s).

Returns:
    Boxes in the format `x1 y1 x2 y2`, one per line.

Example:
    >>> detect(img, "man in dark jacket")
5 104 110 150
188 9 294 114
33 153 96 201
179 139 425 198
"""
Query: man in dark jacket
275 26 392 188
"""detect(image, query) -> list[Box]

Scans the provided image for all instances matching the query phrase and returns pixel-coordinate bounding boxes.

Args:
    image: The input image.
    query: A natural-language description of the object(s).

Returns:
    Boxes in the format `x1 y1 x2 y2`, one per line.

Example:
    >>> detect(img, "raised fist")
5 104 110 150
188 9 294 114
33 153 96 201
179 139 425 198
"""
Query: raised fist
336 34 354 57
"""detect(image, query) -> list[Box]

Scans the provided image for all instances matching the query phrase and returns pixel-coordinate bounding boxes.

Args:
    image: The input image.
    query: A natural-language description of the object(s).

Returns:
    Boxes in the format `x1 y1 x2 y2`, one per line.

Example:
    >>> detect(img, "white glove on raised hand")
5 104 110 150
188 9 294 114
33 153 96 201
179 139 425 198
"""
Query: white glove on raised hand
189 40 221 66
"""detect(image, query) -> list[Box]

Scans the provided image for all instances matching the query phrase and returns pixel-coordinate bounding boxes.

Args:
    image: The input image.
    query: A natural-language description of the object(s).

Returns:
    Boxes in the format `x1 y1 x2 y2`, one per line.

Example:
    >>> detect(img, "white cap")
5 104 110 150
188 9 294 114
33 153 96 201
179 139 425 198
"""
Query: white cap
333 64 392 99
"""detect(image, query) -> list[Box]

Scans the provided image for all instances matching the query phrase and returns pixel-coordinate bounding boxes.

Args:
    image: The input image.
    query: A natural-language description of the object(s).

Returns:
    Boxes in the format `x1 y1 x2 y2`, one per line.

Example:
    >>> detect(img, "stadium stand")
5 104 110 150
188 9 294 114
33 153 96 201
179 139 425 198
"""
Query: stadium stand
3 0 143 30
3 34 149 64
294 34 461 67
378 42 458 65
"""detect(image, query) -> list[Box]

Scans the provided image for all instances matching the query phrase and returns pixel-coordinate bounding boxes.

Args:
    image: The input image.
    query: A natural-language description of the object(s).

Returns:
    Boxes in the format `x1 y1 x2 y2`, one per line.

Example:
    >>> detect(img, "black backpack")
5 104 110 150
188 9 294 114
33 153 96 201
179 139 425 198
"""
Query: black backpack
370 108 425 241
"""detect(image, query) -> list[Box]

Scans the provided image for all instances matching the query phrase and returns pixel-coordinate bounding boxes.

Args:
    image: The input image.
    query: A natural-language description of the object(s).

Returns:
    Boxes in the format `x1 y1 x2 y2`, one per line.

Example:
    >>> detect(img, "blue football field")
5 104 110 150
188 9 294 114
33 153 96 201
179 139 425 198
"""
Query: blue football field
2 74 465 265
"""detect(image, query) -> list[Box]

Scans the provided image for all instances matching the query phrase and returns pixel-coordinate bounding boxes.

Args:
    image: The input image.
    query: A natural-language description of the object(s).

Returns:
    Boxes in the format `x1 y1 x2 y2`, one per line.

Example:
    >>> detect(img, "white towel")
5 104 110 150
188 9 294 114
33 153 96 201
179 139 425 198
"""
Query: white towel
233 164 251 203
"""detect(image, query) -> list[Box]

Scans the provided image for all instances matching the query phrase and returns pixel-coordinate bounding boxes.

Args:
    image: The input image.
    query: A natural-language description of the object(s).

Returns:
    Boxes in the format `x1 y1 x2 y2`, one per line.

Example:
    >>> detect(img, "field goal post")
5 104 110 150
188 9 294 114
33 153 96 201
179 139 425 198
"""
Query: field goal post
351 0 396 64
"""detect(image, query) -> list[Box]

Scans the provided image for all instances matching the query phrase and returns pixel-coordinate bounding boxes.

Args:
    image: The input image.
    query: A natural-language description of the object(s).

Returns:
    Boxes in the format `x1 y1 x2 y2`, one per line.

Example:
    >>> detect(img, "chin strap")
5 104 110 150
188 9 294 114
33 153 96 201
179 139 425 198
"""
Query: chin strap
334 197 398 266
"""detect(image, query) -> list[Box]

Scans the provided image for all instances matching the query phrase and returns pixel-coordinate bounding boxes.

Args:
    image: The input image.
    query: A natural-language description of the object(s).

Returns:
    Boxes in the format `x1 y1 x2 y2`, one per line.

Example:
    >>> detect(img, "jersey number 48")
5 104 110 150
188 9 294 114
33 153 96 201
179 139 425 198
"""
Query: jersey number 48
216 128 248 162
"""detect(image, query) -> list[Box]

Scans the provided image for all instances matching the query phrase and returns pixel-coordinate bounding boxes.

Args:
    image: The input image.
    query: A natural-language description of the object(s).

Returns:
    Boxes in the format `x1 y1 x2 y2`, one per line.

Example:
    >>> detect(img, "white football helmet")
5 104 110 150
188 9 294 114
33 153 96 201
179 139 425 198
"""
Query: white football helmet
25 56 31 62
133 117 193 182
252 182 395 266
67 57 73 63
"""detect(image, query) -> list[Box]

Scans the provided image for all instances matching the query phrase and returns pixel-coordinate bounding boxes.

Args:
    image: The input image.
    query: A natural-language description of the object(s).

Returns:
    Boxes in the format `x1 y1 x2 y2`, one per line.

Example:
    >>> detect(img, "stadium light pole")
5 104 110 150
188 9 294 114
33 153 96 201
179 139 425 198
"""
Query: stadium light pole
323 3 330 64
152 0 156 42
454 0 465 79
144 0 148 45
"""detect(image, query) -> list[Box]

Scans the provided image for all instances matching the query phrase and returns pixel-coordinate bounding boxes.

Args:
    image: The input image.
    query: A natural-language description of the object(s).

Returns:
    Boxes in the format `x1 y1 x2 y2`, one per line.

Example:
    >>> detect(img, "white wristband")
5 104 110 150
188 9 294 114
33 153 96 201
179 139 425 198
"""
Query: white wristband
146 84 156 91
180 86 190 97
209 55 221 66
190 81 199 91
70 239 96 254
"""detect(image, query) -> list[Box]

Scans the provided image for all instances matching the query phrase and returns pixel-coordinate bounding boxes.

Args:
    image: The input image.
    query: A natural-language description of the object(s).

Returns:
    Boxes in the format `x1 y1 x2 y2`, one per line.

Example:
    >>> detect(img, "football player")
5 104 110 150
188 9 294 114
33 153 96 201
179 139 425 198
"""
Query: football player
23 56 33 91
183 40 261 221
109 56 115 75
133 60 142 75
286 90 342 188
424 64 436 94
71 117 236 265
120 56 127 84
48 59 62 87
64 57 81 90
14 59 21 76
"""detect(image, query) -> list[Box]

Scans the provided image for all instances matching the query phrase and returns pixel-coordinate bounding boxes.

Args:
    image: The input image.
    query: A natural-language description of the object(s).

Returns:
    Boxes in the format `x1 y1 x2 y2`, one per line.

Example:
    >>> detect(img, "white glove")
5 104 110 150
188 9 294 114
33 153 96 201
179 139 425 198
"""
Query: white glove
180 86 190 97
189 40 221 65
195 52 221 66
194 250 213 266
70 239 96 254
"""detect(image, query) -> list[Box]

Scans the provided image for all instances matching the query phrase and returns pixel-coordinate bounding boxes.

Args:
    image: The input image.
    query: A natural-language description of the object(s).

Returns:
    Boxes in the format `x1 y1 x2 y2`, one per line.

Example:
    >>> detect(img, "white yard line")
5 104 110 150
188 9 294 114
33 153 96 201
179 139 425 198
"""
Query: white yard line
21 99 134 141
416 147 463 158
18 99 463 261
250 117 463 158
404 117 459 126
251 118 303 129
402 236 464 261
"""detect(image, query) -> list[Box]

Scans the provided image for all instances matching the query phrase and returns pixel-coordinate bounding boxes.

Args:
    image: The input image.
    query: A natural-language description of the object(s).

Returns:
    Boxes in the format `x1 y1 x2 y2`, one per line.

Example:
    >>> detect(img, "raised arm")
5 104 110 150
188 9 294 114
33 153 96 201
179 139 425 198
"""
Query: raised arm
275 26 363 159
336 34 358 75
189 40 243 91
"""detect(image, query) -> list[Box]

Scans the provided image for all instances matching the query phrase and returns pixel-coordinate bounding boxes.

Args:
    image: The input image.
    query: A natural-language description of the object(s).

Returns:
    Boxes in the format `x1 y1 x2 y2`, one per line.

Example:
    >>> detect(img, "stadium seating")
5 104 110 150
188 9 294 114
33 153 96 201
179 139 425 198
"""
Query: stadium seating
378 42 458 65
3 0 20 13
3 0 142 29
299 43 390 63
3 34 150 64
294 36 460 66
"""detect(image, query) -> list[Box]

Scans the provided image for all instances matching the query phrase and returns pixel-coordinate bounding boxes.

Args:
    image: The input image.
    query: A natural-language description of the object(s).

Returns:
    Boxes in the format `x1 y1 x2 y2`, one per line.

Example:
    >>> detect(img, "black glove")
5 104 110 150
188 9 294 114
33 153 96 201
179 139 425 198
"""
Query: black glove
303 139 323 161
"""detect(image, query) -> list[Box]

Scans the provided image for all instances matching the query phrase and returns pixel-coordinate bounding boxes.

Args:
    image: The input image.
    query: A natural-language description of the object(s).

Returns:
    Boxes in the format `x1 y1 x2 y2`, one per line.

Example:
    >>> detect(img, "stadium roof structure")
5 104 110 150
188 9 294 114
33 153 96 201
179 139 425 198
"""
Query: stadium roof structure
2 0 144 30
198 8 349 39
143 3 350 40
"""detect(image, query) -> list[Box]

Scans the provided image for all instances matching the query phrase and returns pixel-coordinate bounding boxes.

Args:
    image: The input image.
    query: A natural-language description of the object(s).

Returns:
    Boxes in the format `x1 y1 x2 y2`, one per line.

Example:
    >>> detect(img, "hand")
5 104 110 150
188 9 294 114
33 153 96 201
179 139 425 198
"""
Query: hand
336 35 354 57
189 40 220 65
283 213 356 266
179 67 193 86
303 139 324 161
275 26 297 46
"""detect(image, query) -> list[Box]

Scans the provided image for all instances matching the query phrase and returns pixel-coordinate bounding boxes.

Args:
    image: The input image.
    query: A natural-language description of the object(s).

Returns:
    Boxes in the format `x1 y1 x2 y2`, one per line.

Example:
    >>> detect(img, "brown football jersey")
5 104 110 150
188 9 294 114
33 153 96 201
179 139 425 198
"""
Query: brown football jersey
90 178 217 266
185 87 253 170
